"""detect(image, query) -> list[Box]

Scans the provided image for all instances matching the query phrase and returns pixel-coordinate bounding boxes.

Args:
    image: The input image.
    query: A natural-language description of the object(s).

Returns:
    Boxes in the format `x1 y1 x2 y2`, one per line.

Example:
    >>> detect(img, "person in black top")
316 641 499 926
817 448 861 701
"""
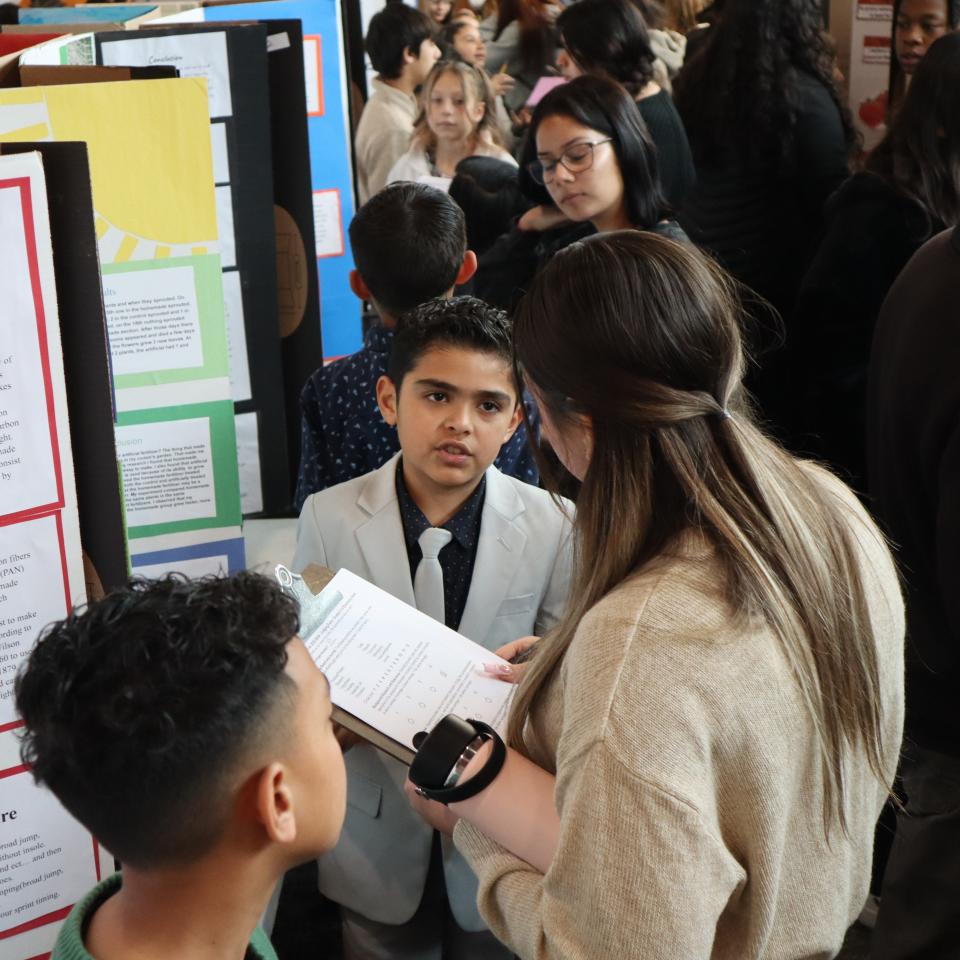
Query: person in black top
866 227 960 960
473 75 688 310
792 32 960 491
554 0 696 210
673 0 854 433
887 0 958 116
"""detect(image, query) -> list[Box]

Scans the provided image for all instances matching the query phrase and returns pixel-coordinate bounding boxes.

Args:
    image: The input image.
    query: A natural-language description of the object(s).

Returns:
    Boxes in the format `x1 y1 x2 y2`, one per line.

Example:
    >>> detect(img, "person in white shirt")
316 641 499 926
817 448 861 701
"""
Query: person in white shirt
355 5 442 203
388 60 517 187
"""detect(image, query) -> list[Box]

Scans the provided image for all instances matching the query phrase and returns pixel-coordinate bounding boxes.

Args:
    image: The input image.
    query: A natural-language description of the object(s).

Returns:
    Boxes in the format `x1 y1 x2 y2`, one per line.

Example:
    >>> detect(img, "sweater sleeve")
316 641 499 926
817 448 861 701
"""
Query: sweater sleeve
454 737 745 960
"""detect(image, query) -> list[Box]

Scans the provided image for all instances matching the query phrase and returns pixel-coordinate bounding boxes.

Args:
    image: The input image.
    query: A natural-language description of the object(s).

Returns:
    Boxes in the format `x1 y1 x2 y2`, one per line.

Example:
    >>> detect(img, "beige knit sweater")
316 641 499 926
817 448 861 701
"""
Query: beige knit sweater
454 472 904 959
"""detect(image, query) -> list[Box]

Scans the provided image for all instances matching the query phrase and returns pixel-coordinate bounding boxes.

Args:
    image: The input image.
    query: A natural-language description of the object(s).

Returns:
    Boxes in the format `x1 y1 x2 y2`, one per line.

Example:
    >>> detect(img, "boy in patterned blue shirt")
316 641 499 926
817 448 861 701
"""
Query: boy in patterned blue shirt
295 183 538 509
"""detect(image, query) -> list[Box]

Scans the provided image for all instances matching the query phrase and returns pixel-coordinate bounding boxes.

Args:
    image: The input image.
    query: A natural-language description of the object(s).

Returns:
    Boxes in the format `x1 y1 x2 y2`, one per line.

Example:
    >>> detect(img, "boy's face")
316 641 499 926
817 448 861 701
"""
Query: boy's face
283 639 346 856
408 37 442 86
378 345 522 503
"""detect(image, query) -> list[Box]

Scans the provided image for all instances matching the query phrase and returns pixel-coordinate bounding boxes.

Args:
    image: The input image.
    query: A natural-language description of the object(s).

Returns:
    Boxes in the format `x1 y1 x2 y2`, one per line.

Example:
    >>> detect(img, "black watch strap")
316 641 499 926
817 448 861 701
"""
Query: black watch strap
410 717 507 805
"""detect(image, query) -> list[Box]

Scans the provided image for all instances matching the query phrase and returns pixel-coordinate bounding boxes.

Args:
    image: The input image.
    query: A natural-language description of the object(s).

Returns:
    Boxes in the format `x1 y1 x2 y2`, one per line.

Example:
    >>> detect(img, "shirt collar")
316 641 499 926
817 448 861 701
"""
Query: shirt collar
364 324 394 354
395 460 486 551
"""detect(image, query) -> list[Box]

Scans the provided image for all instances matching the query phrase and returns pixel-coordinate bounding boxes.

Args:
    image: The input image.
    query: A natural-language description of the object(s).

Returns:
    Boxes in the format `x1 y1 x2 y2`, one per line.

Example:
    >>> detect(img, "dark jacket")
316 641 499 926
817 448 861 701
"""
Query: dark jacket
867 227 960 756
677 72 849 320
791 172 942 489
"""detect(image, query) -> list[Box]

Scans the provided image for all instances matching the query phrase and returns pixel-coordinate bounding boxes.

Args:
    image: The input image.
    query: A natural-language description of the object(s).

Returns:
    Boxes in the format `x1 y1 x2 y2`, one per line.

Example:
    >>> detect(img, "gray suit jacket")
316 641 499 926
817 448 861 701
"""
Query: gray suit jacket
293 454 573 929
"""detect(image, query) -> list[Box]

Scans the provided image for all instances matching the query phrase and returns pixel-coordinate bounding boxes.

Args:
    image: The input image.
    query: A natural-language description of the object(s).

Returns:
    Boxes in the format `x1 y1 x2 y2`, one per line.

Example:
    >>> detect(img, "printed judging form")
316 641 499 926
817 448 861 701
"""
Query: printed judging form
302 569 513 749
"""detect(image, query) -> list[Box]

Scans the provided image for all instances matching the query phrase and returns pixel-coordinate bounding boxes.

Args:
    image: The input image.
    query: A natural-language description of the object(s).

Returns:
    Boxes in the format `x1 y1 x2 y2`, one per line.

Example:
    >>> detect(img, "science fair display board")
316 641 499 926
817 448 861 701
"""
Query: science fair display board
0 77 245 575
0 149 107 960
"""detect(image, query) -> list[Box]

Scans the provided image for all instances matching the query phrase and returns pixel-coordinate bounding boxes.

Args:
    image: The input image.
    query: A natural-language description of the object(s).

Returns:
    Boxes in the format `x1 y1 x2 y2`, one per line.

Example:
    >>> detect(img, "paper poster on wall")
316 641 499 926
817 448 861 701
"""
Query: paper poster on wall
857 0 893 18
0 513 72 728
0 766 102 940
130 533 245 576
313 188 344 258
115 400 241 539
303 35 324 116
222 270 252 402
101 31 233 117
215 184 237 270
210 120 230 184
0 178 63 522
102 255 228 390
862 34 891 64
234 411 263 515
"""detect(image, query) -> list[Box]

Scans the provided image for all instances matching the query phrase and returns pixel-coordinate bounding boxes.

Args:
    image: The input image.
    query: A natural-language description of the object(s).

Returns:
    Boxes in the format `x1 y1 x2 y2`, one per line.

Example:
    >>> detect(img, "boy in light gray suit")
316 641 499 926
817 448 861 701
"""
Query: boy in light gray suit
294 297 573 960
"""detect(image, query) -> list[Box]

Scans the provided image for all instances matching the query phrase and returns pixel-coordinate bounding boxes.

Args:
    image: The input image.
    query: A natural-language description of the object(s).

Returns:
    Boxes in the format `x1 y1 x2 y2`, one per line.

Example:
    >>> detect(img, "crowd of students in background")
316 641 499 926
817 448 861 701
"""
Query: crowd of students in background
16 1 960 959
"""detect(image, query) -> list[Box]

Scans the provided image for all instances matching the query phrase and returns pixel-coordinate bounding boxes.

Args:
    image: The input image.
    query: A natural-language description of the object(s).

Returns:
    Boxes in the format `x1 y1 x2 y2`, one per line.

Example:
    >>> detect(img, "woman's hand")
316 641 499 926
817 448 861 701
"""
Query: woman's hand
518 204 571 233
490 71 515 98
482 635 539 683
404 779 461 836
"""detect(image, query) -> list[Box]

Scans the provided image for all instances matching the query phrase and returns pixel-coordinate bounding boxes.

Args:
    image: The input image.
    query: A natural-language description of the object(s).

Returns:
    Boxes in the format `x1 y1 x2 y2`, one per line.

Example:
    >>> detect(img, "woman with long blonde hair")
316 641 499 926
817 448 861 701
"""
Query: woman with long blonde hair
388 60 515 184
408 230 904 958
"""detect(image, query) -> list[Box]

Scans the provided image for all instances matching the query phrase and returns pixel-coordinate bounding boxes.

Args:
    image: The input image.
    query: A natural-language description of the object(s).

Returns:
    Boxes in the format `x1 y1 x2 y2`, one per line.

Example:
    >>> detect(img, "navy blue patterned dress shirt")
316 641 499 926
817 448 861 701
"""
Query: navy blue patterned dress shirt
294 324 540 509
395 459 485 632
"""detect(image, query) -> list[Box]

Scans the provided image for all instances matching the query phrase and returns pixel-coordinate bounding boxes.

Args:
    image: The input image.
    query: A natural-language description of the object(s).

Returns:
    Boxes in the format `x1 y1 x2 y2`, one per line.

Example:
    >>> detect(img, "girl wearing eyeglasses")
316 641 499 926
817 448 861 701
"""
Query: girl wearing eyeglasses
387 60 516 186
518 75 687 245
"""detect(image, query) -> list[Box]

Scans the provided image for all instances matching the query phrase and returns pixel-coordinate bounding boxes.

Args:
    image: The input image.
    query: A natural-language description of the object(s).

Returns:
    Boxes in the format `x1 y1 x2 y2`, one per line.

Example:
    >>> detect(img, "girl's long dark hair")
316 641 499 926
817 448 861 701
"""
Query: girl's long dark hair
519 75 668 227
869 31 960 231
887 0 959 115
557 0 657 97
674 0 856 167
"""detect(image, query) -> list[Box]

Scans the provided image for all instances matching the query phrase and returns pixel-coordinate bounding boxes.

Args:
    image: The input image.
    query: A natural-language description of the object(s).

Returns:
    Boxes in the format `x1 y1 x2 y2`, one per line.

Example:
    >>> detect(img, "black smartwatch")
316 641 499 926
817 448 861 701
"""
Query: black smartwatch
409 715 507 805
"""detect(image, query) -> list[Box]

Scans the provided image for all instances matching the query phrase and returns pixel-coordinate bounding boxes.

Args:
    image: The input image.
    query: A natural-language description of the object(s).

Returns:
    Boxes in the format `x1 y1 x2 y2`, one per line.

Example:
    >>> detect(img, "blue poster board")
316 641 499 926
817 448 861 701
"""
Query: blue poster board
203 0 361 359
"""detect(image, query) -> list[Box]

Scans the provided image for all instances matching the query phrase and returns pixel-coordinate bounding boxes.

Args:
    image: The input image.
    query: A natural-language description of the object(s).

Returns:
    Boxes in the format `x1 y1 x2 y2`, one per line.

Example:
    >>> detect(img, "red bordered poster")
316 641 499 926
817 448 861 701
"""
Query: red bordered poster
303 35 325 117
0 176 64 526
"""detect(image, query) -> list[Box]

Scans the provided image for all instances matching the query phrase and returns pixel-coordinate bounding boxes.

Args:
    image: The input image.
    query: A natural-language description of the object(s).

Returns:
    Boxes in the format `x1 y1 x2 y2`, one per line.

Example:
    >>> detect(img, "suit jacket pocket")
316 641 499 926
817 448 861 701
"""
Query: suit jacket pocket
496 593 535 617
346 769 383 818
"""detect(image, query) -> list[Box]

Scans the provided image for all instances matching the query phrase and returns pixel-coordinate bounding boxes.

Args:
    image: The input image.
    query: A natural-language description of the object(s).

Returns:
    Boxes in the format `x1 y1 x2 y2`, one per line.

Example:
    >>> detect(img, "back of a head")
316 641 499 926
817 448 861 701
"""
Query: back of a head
521 75 667 226
675 0 851 166
15 573 299 870
558 0 657 96
868 31 960 227
366 3 436 79
450 156 530 254
510 230 890 837
349 183 467 316
388 295 513 389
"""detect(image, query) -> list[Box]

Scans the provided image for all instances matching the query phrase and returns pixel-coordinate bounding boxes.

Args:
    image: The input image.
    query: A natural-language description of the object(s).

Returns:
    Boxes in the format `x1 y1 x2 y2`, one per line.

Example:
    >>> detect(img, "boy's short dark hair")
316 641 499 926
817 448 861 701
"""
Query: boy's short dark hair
349 183 467 316
15 572 300 869
388 296 516 399
366 4 435 80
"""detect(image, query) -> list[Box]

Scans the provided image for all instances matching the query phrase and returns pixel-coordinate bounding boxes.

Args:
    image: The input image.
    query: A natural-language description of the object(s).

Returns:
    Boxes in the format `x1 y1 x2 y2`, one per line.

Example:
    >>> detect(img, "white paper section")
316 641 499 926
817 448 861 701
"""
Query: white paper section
18 34 95 68
152 7 206 24
303 37 321 114
134 554 229 578
115 417 216 527
102 266 204 377
0 188 59 516
0 101 50 139
234 412 263 516
100 31 234 118
312 190 344 258
221 271 251 403
215 185 237 270
417 175 452 193
210 121 230 185
857 0 892 18
267 32 291 53
0 771 100 935
302 569 514 750
0 515 73 727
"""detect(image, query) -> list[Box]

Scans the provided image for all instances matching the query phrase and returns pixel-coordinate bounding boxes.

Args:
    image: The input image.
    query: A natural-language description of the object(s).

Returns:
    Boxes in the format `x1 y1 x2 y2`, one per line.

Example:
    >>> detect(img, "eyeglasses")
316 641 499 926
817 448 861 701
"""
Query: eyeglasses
526 139 612 185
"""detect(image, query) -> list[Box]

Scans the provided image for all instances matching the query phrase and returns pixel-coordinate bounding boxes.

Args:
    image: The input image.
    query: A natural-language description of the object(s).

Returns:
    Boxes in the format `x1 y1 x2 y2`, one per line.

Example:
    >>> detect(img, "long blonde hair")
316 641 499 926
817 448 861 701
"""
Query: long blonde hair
510 231 889 837
413 60 504 154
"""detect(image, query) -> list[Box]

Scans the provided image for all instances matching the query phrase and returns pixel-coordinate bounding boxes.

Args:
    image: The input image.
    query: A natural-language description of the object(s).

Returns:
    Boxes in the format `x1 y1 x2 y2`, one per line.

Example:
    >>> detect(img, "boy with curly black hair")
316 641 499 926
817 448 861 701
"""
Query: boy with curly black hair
15 572 346 960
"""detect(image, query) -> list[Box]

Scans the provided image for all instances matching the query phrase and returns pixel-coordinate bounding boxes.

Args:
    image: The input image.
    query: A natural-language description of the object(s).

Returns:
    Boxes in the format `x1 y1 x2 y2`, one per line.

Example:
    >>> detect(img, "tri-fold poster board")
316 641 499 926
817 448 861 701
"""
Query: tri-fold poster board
0 148 110 960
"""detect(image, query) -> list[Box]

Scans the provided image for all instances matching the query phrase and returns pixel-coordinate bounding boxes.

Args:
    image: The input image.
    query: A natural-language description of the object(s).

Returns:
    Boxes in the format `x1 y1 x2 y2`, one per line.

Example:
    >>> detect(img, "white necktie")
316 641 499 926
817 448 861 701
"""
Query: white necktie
414 527 453 624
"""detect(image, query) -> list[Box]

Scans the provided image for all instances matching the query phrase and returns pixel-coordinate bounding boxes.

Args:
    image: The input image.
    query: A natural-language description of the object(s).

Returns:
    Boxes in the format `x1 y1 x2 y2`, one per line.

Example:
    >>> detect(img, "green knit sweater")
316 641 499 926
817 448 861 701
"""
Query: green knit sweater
51 872 279 960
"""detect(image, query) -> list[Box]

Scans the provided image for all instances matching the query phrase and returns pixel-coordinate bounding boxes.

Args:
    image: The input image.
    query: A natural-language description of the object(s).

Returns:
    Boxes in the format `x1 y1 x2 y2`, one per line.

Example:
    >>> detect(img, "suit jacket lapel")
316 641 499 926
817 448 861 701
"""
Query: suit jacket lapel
458 469 527 646
355 455 416 607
